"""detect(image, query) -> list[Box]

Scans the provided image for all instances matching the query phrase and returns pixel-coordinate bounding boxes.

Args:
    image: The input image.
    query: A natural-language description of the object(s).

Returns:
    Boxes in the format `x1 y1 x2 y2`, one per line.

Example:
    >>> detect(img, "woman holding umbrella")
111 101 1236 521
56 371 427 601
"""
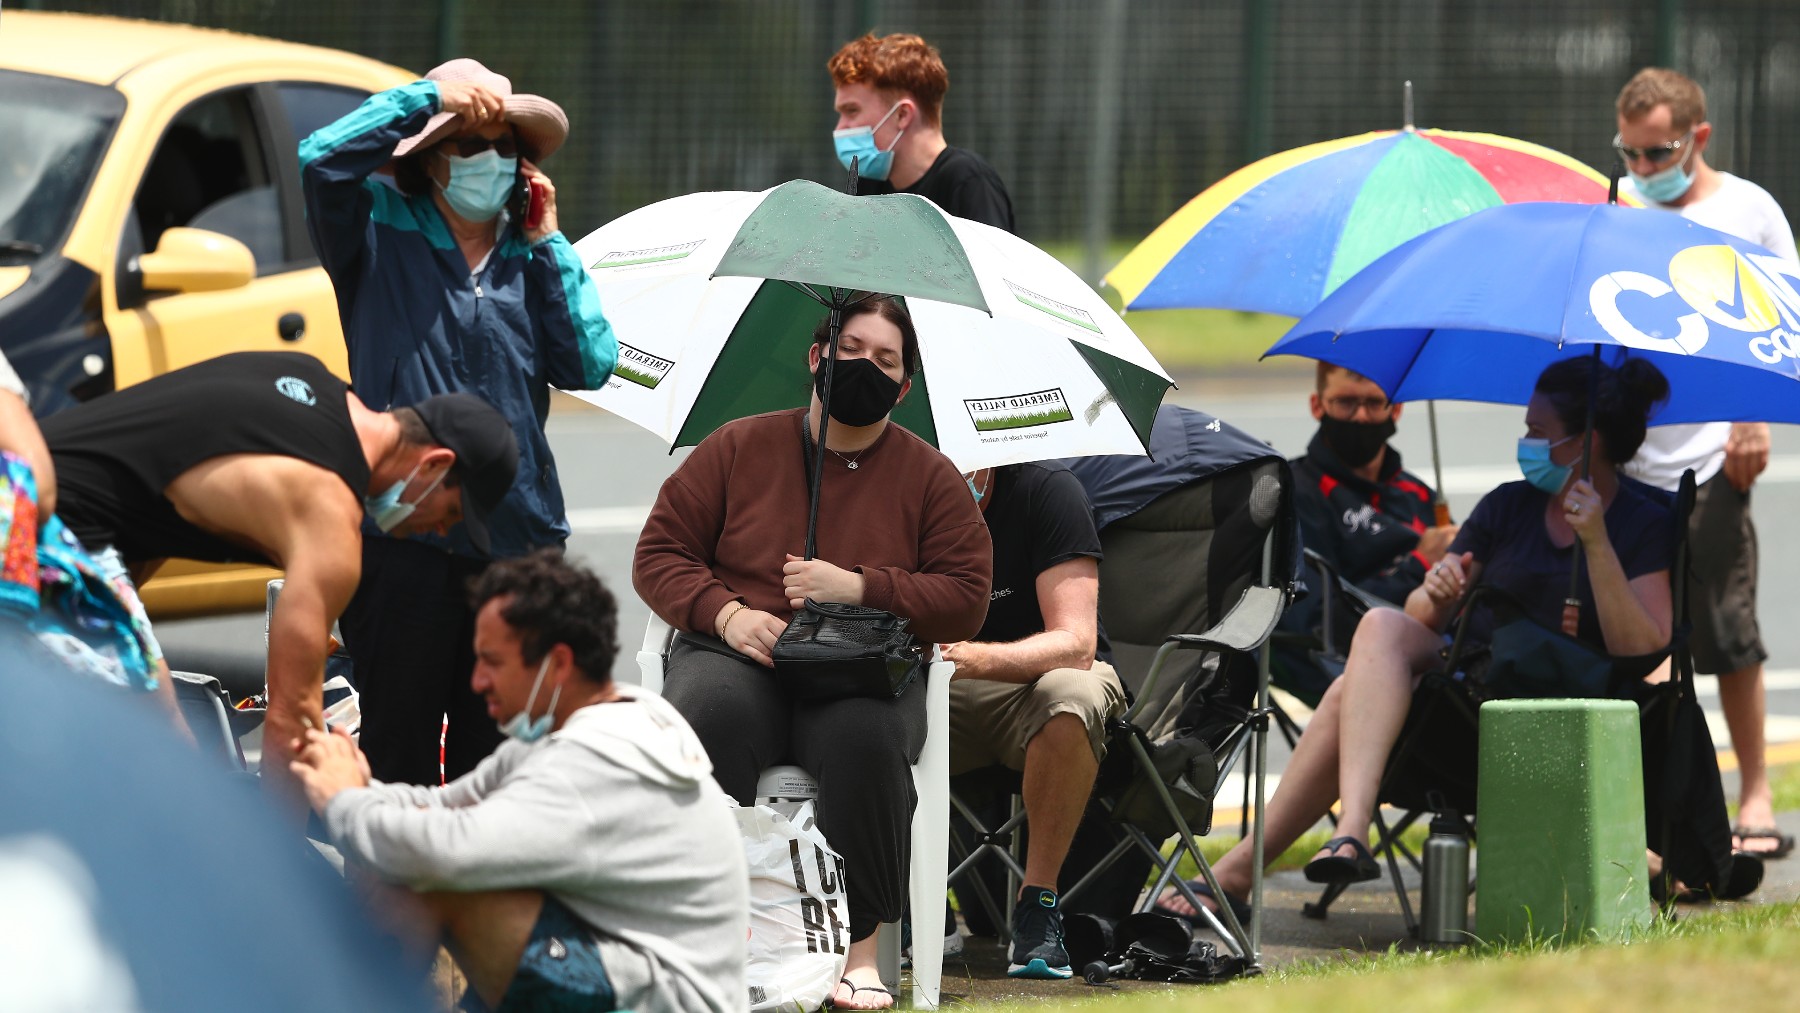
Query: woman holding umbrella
1161 355 1753 924
633 296 991 1010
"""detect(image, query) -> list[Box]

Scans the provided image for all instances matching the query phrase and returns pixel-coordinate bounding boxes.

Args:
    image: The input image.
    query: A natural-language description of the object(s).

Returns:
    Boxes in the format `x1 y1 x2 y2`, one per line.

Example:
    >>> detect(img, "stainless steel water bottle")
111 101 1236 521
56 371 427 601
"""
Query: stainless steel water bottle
1421 810 1470 944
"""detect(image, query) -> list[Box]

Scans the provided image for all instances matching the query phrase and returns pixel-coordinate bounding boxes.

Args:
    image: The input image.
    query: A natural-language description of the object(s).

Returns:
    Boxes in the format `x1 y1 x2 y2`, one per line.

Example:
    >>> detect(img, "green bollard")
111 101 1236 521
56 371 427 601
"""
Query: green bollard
1474 699 1652 945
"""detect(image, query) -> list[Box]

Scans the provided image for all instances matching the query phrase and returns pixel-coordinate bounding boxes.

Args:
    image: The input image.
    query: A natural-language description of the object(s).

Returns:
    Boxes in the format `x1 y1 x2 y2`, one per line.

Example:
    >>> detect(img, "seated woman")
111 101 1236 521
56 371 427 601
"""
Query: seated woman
1161 355 1751 924
633 295 991 1011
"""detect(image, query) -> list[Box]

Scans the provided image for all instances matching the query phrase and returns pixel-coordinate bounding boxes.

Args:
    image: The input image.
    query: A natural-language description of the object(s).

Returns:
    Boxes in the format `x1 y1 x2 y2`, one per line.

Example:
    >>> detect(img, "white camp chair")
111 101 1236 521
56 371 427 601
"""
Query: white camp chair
633 615 952 1010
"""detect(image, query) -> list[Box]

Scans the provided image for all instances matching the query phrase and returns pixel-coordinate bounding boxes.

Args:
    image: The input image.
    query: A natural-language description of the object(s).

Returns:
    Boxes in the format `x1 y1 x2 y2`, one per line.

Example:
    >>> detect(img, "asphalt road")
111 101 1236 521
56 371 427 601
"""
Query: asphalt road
157 374 1800 772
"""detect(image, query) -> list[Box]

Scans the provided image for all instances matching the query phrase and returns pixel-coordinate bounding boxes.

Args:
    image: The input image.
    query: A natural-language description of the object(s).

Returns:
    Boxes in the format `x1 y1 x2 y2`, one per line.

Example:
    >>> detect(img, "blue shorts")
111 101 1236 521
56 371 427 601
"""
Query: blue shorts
470 896 617 1013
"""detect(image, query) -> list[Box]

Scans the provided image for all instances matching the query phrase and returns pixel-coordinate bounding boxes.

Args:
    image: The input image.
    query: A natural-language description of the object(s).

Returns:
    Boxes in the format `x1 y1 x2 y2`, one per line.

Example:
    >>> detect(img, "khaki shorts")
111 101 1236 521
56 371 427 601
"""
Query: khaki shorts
948 661 1127 776
1687 472 1767 675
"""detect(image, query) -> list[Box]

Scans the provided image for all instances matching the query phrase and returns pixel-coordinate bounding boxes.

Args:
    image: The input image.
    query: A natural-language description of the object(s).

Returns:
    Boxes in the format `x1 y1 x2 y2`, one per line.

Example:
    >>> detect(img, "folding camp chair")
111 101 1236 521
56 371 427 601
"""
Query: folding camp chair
1301 470 1708 930
173 671 248 772
1052 447 1300 966
632 616 954 1010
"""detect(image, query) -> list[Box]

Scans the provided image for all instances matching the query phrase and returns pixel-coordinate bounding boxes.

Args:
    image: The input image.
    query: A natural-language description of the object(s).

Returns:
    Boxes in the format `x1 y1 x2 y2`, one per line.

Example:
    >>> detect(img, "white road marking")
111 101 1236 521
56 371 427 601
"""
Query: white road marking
567 506 653 535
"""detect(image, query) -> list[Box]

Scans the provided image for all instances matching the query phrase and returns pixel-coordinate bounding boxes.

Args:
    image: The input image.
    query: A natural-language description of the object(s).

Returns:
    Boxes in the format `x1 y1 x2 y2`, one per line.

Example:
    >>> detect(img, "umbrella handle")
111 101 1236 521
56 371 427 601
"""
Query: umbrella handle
804 307 843 561
1565 346 1603 625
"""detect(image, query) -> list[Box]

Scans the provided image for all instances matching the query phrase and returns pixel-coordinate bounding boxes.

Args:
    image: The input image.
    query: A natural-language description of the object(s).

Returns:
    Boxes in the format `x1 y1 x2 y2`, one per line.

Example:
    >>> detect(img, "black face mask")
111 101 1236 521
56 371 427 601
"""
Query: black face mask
814 354 902 427
1319 414 1396 469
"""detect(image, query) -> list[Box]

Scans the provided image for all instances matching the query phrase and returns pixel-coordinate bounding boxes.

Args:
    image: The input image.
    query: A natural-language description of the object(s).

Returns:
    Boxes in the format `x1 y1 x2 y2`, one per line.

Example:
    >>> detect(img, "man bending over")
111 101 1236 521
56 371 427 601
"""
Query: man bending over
41 350 517 805
290 550 747 1013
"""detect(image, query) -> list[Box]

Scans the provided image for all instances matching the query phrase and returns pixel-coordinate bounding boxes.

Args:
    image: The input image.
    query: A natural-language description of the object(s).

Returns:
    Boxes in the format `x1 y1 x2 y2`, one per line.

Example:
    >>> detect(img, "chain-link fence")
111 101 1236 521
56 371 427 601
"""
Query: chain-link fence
21 0 1800 265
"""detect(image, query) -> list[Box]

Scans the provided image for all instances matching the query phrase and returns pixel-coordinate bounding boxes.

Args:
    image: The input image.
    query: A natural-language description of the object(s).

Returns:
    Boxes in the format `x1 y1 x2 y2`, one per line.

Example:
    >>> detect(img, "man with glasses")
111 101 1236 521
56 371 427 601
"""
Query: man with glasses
1276 363 1454 703
1614 67 1797 860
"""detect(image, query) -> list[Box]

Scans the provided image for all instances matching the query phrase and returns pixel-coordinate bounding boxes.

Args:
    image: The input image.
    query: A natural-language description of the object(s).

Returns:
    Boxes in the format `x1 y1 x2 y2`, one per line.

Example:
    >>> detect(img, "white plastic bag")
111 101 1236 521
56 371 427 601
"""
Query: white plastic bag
735 801 849 1012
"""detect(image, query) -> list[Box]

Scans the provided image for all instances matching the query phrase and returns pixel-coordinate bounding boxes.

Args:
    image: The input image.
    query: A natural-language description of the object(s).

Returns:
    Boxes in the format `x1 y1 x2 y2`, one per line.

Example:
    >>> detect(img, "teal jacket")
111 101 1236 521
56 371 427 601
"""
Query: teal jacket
300 80 615 558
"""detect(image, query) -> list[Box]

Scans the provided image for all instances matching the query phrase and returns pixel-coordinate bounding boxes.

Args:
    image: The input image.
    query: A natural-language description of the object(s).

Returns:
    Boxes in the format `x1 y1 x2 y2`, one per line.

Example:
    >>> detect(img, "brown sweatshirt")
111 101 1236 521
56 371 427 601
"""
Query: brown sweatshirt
633 408 992 645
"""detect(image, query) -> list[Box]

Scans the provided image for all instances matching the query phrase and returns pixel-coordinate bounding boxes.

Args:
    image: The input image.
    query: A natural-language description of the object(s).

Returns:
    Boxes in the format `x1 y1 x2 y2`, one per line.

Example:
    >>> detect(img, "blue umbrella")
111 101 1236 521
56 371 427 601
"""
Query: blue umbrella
0 637 435 1013
1264 201 1800 423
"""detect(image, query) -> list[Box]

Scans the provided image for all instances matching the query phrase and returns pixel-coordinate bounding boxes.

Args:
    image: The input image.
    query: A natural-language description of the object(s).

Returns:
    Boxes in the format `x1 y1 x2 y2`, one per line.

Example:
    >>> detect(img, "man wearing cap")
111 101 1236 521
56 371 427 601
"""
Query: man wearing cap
41 350 519 810
301 60 617 785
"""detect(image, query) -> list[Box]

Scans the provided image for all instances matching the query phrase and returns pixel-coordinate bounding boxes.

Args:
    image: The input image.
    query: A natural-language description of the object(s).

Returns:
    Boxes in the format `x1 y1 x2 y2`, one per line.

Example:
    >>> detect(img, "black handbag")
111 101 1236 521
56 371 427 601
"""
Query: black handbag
773 599 924 701
770 414 924 702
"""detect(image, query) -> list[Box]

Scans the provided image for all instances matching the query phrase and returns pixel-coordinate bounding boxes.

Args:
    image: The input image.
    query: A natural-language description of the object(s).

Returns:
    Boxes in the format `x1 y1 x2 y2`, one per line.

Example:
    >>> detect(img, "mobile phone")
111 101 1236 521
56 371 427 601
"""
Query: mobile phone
510 170 533 224
525 178 546 231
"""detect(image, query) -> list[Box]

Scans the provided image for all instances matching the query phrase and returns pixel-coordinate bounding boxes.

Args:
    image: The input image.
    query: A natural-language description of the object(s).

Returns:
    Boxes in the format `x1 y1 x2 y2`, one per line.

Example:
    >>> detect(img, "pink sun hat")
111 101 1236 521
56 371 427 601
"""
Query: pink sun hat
390 58 570 163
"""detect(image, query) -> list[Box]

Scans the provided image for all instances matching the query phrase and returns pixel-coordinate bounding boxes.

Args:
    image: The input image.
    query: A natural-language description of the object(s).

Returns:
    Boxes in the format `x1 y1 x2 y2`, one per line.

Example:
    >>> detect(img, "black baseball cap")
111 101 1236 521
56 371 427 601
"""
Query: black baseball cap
411 392 519 554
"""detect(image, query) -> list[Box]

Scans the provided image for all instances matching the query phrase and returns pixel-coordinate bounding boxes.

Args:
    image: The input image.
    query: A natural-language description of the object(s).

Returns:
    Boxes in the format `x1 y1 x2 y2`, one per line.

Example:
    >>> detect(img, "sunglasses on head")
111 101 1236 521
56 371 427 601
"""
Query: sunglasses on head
441 133 519 159
1613 130 1692 166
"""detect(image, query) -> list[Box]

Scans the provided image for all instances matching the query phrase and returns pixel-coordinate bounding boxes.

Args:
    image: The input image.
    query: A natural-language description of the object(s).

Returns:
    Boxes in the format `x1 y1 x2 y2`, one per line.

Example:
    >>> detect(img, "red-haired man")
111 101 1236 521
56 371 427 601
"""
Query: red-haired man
828 32 1014 233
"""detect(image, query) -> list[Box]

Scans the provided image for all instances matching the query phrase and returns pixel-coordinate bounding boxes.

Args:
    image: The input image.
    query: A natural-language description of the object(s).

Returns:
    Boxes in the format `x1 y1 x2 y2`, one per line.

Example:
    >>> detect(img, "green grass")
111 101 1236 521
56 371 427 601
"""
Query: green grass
1037 238 1301 374
974 901 1800 1011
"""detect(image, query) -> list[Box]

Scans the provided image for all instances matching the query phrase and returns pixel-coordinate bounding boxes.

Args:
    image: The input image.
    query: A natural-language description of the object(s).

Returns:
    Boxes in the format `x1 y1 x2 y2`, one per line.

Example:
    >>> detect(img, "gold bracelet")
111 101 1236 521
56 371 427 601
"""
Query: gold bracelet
717 601 746 639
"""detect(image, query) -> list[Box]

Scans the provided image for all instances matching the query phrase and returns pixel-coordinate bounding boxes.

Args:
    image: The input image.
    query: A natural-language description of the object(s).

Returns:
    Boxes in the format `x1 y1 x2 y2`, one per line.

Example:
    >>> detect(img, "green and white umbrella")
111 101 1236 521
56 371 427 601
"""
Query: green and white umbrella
566 180 1173 471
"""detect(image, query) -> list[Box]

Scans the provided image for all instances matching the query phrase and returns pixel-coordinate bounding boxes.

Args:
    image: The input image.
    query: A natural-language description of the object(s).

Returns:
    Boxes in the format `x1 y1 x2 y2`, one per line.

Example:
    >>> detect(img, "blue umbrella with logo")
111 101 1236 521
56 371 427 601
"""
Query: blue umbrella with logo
1266 198 1800 631
1264 201 1800 422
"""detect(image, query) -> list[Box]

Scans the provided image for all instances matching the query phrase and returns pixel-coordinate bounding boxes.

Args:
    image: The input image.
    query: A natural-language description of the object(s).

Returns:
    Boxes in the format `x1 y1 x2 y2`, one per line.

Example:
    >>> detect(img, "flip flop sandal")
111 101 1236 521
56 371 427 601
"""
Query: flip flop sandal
1303 836 1383 885
1731 825 1795 860
1153 881 1252 928
827 977 897 1010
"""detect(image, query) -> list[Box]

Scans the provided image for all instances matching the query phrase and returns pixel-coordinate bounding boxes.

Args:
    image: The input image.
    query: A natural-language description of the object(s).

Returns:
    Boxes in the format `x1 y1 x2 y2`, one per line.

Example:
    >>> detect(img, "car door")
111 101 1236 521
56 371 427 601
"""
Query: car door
105 84 352 381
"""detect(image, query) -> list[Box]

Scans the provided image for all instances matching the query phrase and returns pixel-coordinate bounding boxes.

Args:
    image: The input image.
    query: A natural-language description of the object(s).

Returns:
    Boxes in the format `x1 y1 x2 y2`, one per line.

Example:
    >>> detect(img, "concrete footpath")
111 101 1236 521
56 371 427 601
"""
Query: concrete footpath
930 804 1800 1006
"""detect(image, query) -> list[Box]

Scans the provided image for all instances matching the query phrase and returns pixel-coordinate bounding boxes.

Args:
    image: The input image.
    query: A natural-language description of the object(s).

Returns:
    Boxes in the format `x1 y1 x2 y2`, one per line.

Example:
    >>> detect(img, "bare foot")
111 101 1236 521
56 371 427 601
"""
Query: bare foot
1154 881 1222 919
830 965 894 1010
1313 839 1363 863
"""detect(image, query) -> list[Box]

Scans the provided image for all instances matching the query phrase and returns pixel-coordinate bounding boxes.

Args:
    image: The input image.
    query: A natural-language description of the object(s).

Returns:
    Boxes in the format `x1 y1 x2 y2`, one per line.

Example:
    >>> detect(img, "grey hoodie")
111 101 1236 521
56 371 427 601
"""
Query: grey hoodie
325 684 748 1013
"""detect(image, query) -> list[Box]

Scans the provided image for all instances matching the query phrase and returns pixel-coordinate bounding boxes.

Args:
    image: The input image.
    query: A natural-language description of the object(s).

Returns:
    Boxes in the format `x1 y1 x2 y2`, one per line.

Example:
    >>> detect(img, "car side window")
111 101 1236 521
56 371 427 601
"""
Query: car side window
128 88 282 281
276 83 368 150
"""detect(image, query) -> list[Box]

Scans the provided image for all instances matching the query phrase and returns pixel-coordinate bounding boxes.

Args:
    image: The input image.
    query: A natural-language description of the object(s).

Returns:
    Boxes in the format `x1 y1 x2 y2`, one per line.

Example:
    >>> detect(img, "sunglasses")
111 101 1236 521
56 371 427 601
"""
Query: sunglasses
1612 130 1692 166
441 133 519 159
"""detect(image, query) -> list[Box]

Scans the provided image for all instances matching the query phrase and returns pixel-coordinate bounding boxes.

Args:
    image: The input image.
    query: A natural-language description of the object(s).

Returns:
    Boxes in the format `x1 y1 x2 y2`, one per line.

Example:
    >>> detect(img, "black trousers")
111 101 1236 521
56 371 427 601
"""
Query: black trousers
338 537 504 786
662 635 928 940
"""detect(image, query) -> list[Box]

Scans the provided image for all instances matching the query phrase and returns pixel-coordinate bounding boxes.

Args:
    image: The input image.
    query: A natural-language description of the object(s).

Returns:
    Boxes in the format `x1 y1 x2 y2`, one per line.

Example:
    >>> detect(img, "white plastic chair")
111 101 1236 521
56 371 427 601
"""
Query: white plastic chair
634 615 951 1009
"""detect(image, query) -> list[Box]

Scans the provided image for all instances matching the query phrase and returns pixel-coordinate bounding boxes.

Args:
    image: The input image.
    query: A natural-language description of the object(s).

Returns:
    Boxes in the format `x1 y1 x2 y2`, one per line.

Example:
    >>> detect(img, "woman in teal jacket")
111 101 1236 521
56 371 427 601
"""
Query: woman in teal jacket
300 58 616 785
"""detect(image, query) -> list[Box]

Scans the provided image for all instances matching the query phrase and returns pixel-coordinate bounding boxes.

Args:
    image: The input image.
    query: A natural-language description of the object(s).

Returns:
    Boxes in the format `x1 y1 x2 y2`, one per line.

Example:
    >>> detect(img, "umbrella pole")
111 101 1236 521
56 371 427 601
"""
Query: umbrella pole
805 303 844 562
1427 401 1451 527
1562 346 1601 635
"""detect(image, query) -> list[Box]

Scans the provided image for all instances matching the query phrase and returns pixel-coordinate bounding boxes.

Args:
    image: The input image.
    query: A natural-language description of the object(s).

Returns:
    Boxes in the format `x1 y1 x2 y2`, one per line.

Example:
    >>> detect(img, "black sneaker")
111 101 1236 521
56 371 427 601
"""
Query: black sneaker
1007 885 1072 979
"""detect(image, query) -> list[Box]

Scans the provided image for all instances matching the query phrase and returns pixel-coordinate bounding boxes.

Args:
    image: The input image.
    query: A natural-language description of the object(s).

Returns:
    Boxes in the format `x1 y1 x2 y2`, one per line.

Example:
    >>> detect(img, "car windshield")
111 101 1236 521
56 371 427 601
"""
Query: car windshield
0 70 125 264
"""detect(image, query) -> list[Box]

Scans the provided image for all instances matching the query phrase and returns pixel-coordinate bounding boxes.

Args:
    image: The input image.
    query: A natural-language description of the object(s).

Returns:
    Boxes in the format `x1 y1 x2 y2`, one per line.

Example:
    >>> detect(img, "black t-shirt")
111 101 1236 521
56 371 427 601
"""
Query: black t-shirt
1448 480 1673 649
867 146 1016 234
43 351 371 565
976 462 1110 659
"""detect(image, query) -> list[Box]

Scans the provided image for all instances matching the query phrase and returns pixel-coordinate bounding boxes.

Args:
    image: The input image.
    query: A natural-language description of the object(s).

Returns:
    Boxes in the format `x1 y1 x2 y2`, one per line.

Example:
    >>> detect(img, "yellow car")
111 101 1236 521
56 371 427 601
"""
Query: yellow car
0 11 411 617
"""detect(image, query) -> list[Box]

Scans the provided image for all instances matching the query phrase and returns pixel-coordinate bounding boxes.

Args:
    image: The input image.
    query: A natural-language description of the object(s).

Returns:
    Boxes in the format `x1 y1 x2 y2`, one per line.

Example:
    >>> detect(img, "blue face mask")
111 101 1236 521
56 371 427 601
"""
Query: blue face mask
498 656 561 744
833 102 906 181
1516 435 1578 495
438 149 517 221
364 460 446 534
965 474 985 503
1630 147 1698 204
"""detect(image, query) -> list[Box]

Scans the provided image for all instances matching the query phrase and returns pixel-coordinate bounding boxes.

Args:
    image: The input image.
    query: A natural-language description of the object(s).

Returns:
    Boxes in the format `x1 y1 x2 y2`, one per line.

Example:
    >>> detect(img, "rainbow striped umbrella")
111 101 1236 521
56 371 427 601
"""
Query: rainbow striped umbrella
1107 128 1629 318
